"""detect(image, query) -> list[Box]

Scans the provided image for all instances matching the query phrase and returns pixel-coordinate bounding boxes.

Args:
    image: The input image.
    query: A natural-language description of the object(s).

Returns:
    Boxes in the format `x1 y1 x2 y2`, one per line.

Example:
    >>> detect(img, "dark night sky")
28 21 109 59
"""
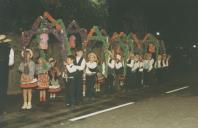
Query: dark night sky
110 0 198 45
0 0 198 46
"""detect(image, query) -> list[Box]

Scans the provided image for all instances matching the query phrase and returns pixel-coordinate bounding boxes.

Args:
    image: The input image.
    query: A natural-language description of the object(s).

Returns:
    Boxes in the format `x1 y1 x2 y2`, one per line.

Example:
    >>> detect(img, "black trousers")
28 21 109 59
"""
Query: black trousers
106 74 114 93
75 72 83 103
136 71 143 88
65 78 76 105
86 74 96 98
0 63 9 111
126 71 137 89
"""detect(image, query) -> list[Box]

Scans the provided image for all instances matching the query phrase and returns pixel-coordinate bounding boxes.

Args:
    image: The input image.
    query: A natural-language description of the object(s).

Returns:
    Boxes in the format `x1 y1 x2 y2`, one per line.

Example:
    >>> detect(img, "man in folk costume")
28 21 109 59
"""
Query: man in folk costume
143 53 154 87
106 50 116 94
126 52 135 90
137 55 144 88
0 35 14 113
74 48 86 104
154 54 163 84
161 54 171 83
115 54 124 90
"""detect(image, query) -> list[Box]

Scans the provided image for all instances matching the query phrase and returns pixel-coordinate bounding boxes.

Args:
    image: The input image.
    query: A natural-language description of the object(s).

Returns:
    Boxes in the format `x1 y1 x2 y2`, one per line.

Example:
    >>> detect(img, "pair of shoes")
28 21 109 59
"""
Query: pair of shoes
21 103 32 110
26 104 32 110
21 103 27 110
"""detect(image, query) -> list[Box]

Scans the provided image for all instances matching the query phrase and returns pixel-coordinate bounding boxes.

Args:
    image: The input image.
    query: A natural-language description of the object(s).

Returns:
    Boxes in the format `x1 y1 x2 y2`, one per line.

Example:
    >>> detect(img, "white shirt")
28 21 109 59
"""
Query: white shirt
9 48 14 66
108 58 115 69
86 61 97 75
115 61 123 69
126 59 134 68
76 56 86 71
154 60 161 69
132 61 139 72
66 64 77 73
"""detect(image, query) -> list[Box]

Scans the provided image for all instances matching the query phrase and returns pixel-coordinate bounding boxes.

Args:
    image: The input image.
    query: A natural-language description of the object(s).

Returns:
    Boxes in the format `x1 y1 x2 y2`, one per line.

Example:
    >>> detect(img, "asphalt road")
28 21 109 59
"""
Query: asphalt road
1 69 198 128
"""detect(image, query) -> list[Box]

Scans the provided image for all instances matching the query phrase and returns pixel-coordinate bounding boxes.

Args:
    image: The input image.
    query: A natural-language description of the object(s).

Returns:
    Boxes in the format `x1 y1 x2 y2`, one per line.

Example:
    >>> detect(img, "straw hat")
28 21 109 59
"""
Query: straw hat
0 34 12 43
21 49 33 58
88 52 98 62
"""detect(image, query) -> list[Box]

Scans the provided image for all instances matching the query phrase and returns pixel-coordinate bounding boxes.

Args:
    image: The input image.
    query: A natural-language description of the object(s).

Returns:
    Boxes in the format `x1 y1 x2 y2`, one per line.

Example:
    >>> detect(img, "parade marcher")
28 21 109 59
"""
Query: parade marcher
115 54 124 90
64 55 78 107
143 53 154 87
0 35 14 113
126 53 135 90
106 51 116 94
74 48 86 104
135 55 144 88
85 52 98 100
36 57 51 103
48 58 61 99
161 54 171 83
19 49 36 110
154 54 163 84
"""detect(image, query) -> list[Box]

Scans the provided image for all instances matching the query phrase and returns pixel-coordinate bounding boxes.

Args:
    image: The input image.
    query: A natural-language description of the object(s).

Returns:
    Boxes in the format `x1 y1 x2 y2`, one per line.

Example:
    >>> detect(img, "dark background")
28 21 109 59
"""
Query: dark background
0 0 198 67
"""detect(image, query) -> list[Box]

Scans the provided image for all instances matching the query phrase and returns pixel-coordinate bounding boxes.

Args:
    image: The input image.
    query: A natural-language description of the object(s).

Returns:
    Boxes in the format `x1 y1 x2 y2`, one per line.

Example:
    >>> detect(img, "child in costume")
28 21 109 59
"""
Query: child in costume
126 53 135 90
115 54 124 90
154 54 162 84
64 55 78 107
74 49 86 104
19 49 36 109
85 52 98 99
106 50 115 94
143 53 154 87
48 58 61 99
36 57 51 103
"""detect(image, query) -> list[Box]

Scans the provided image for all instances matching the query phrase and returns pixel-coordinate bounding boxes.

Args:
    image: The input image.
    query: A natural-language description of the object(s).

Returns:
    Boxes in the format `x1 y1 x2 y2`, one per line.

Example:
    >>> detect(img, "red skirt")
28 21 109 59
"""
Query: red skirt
48 88 62 93
37 73 49 90
19 82 37 89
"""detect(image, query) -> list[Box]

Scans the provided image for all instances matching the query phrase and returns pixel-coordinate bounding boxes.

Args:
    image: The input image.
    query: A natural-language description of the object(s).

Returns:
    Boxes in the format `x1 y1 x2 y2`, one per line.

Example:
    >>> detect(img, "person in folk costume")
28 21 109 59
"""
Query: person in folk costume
115 54 124 90
125 52 135 90
136 55 144 89
74 48 86 104
48 58 61 99
63 55 78 107
105 50 116 94
36 57 51 103
161 54 171 83
0 35 14 113
154 54 163 84
19 49 36 110
85 52 98 100
143 53 154 87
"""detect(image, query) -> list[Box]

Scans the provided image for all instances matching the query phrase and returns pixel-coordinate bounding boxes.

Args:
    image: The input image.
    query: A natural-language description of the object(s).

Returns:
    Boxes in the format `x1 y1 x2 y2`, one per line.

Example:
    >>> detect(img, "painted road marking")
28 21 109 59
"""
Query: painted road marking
69 102 135 122
165 86 189 94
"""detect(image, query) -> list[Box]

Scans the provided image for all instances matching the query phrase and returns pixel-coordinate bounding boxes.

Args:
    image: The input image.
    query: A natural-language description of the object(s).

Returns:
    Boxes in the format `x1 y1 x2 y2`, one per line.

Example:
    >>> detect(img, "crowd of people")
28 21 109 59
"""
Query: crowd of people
17 48 171 110
0 12 171 113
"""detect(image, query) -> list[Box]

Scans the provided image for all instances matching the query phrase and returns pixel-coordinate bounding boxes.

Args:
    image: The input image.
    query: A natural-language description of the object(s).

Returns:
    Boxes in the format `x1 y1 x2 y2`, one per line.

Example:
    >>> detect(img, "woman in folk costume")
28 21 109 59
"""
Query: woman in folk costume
36 57 51 103
105 50 116 94
143 53 154 87
85 52 98 99
115 54 124 90
19 49 36 110
125 52 135 90
48 58 61 99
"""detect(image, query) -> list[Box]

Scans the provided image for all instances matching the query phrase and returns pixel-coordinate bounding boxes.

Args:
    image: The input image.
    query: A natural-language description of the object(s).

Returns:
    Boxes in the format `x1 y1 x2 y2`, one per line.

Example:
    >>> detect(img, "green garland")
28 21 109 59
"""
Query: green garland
57 19 72 56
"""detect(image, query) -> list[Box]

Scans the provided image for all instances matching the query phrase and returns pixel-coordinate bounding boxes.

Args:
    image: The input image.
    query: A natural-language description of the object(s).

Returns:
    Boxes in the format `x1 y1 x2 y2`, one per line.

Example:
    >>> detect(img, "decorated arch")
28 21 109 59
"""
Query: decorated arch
20 12 71 59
